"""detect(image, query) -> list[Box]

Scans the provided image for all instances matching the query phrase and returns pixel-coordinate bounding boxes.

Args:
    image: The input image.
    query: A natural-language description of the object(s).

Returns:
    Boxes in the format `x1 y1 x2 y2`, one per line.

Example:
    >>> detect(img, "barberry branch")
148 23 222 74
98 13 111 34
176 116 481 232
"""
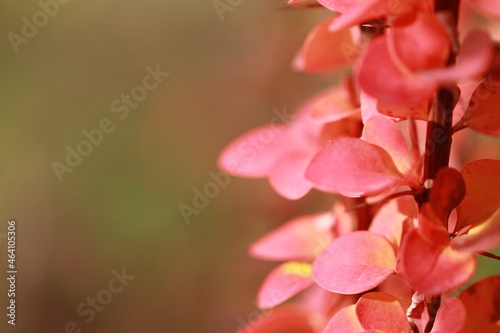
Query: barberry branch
422 1 461 331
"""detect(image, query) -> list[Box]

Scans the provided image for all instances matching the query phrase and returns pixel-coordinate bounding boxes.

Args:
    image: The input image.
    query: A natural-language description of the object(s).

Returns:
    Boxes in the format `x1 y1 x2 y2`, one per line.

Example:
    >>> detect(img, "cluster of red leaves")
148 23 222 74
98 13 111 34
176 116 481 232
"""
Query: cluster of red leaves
219 1 500 332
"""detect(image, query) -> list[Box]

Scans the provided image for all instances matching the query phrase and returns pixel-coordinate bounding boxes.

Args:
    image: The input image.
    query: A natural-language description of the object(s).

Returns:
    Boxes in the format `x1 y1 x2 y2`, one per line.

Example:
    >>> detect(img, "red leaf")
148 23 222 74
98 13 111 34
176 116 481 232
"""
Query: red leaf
459 276 500 333
398 226 476 296
456 159 500 230
361 91 429 121
356 292 411 332
257 262 314 309
428 167 466 223
312 231 396 294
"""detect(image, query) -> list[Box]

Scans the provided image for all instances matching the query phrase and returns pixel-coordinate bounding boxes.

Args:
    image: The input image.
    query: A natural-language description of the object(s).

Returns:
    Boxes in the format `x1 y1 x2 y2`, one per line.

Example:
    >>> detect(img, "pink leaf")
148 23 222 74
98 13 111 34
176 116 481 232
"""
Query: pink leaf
390 12 450 72
257 262 314 309
312 231 396 295
362 115 412 175
309 82 360 123
369 197 418 248
236 305 314 333
323 305 364 333
218 125 286 177
268 151 314 200
320 0 414 32
356 292 411 332
357 37 437 105
306 137 402 197
431 297 466 333
249 212 334 261
419 30 494 85
464 0 500 18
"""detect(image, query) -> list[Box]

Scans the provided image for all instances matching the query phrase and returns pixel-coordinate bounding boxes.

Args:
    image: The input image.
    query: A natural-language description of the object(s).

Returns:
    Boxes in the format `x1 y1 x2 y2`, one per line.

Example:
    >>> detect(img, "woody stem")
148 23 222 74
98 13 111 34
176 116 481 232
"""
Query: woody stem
422 1 461 332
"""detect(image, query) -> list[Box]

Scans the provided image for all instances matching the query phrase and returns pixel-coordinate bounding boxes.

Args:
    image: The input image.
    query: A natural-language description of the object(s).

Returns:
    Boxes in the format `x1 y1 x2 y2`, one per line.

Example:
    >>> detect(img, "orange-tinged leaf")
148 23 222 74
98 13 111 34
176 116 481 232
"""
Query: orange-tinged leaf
456 159 500 230
452 208 500 253
459 276 500 333
293 17 354 73
312 231 396 294
356 292 411 332
462 80 500 136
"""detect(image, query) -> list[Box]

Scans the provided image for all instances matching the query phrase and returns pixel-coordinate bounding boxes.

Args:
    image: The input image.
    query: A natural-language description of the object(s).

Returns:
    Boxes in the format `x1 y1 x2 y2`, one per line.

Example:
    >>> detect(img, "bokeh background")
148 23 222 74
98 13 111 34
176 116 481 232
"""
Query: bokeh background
0 1 332 332
0 1 499 333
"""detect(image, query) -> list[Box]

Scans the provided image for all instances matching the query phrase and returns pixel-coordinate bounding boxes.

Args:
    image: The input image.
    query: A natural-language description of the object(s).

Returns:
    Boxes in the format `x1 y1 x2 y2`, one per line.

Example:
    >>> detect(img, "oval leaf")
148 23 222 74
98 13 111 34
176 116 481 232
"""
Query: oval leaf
257 262 313 309
312 231 396 294
323 304 364 333
459 276 500 333
456 159 500 230
249 212 334 261
306 137 401 197
356 292 411 332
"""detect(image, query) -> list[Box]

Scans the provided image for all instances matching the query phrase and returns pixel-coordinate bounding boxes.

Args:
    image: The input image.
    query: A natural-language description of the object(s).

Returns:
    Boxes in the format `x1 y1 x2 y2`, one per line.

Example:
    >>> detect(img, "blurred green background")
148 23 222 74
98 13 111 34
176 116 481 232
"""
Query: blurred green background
0 1 499 333
0 1 331 332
